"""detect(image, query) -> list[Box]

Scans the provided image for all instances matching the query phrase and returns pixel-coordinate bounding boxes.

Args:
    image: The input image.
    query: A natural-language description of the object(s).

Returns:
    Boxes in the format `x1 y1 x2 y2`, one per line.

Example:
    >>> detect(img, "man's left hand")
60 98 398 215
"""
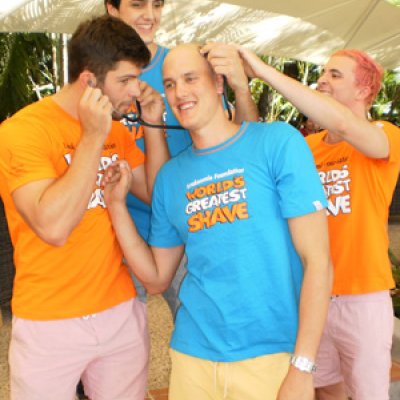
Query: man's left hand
137 81 165 125
277 367 315 400
201 42 249 94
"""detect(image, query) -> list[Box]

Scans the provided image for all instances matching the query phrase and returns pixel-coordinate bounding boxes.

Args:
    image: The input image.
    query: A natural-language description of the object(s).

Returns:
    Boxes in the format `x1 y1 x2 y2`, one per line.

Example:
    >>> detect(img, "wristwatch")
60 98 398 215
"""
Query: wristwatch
290 355 317 373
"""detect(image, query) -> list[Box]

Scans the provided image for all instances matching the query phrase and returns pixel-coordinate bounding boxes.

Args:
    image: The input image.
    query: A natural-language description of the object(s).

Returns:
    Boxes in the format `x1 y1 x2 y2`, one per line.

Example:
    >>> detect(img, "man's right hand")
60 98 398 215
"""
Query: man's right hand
78 85 113 141
234 45 267 80
104 160 132 208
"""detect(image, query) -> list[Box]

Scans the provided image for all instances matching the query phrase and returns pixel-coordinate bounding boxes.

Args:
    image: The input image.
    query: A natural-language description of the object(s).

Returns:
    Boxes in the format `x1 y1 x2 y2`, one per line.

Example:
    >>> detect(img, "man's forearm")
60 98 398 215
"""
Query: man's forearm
14 135 107 246
277 257 332 400
107 200 168 293
234 87 259 123
294 259 332 361
246 57 389 158
143 126 170 199
285 211 332 375
253 62 349 133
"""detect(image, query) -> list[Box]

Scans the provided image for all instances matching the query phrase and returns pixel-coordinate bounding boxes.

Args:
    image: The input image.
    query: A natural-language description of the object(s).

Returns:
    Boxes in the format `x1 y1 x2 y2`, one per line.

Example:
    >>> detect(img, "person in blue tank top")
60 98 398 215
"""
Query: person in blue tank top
105 0 259 315
104 44 332 400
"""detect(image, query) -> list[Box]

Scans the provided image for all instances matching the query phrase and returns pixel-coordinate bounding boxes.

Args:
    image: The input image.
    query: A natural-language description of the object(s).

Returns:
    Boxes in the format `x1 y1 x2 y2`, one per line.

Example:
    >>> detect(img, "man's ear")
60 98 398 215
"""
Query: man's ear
106 3 119 17
356 85 372 103
79 71 96 88
215 74 225 95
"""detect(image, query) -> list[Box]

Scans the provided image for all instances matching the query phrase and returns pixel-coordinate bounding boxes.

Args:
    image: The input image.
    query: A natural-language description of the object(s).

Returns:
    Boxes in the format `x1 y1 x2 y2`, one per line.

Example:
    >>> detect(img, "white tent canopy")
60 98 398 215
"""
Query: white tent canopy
0 0 400 69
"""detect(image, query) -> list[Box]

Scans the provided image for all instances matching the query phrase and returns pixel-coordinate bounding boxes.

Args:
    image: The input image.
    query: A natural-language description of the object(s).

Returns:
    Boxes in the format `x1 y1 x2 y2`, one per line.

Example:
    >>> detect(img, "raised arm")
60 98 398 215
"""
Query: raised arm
104 160 183 294
201 43 259 123
129 81 170 204
277 210 332 400
12 86 113 246
236 46 388 159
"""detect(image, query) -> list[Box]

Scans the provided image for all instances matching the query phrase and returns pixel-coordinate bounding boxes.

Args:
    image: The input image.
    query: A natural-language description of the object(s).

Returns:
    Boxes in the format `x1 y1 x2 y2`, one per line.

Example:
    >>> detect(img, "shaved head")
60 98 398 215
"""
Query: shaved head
163 43 215 79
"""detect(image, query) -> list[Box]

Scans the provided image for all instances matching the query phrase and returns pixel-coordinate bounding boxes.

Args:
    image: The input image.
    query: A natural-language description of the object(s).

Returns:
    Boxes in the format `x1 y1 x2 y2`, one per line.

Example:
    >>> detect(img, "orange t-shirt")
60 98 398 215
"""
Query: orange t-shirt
306 121 400 294
0 97 145 320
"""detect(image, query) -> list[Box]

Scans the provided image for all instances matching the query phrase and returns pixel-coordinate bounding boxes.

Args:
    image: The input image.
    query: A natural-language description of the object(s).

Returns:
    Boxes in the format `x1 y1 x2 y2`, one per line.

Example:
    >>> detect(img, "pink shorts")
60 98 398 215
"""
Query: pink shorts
314 291 393 400
9 298 149 400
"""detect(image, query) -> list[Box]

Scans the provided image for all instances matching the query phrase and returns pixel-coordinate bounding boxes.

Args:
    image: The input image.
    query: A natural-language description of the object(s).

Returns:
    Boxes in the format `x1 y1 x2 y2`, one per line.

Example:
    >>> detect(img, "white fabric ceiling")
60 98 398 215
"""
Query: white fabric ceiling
0 0 399 69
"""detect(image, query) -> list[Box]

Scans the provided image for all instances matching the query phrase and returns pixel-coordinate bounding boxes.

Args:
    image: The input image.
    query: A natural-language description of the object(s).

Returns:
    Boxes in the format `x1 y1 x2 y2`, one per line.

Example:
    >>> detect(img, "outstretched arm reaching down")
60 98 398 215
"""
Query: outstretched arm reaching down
104 160 184 294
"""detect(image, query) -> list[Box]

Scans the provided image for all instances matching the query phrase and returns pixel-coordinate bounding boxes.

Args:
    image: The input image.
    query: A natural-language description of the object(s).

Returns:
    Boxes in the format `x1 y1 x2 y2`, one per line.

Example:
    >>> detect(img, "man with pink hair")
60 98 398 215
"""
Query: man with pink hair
203 44 400 400
304 49 398 400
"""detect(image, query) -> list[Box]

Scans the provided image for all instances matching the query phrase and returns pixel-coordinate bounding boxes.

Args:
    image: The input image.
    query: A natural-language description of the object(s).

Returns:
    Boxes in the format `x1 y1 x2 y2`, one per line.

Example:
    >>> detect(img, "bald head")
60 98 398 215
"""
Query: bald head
162 43 225 132
166 43 201 57
163 43 215 80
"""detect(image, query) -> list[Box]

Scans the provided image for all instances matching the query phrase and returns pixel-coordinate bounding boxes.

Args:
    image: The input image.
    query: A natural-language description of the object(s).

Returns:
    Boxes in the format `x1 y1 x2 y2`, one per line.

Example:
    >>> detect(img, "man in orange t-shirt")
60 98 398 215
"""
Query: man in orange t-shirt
0 16 168 400
232 45 400 400
305 53 400 400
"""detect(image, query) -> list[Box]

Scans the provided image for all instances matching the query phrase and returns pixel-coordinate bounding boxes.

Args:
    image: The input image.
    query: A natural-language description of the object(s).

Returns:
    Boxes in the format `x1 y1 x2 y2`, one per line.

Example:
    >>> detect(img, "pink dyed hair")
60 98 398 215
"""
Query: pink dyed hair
331 49 384 106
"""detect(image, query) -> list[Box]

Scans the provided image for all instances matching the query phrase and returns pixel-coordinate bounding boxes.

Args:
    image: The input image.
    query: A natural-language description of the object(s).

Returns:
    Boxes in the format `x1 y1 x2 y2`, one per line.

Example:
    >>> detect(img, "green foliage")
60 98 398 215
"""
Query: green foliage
248 56 321 126
0 33 54 122
223 56 310 124
385 0 400 6
371 70 400 126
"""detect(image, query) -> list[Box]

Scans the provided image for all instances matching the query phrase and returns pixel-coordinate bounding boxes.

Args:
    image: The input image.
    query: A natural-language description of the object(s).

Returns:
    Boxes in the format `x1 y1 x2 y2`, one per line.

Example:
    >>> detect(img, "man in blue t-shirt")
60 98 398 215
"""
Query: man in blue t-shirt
104 0 259 314
105 44 332 400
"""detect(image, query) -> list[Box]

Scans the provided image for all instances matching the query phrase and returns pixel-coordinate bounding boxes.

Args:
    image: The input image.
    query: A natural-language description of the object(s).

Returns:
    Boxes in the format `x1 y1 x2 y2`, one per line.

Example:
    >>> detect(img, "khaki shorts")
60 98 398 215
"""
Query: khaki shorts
314 290 393 400
169 349 290 400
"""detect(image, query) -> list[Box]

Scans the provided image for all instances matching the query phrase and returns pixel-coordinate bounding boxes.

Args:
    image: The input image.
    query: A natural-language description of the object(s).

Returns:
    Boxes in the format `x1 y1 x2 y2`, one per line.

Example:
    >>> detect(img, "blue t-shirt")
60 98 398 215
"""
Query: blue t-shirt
149 121 327 362
126 45 192 240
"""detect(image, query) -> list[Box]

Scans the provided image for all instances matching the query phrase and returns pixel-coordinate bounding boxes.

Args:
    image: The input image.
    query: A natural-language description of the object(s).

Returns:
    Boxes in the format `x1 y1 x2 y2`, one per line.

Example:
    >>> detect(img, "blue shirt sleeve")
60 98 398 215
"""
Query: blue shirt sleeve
148 166 184 248
268 123 327 218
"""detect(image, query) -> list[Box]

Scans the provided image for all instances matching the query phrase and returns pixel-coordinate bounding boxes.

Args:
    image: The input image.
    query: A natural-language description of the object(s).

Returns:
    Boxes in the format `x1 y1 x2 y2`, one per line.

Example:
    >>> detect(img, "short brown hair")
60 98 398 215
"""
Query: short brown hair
68 15 150 83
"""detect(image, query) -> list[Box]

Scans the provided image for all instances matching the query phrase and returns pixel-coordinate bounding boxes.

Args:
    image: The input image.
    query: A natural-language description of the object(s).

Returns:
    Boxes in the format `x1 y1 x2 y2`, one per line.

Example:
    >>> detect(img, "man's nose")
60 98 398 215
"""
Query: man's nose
175 81 188 99
317 72 328 86
129 80 141 98
143 3 155 19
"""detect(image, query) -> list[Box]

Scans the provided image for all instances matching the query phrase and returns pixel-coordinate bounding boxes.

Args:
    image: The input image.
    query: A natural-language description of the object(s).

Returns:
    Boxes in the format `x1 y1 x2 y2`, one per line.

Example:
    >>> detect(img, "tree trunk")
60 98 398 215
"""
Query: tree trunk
258 85 270 122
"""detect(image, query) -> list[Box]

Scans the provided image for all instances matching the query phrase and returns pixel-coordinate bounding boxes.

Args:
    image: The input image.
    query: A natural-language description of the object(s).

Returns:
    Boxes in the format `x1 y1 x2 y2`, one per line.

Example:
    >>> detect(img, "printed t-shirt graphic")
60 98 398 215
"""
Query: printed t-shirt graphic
306 121 400 294
185 173 248 232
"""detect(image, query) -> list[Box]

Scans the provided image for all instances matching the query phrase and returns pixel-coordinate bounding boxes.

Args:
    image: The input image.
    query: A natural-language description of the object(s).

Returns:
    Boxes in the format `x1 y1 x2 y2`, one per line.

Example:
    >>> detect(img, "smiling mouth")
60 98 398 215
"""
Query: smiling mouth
136 24 153 31
178 102 195 111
